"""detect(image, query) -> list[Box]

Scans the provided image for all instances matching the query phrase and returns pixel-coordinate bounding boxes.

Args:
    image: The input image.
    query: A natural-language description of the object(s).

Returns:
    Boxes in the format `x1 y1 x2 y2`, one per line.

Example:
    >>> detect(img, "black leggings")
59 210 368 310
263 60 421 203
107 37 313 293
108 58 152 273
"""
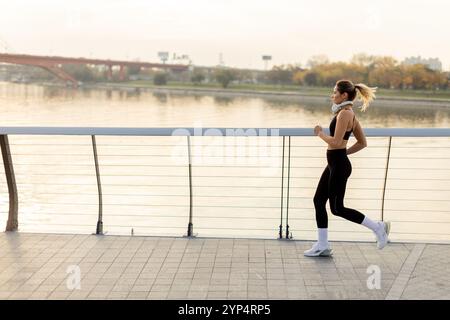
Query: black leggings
313 149 365 228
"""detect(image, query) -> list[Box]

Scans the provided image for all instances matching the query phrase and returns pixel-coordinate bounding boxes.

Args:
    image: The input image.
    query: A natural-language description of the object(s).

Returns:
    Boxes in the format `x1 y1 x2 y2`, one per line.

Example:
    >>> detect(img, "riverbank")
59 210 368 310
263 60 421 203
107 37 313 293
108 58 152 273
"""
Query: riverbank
92 81 450 108
126 81 450 101
8 80 450 108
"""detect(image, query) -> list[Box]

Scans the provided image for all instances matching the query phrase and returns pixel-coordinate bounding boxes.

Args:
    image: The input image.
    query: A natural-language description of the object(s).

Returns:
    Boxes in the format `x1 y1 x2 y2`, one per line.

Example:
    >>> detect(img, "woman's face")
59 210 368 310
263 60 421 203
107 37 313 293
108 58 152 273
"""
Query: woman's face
331 86 347 104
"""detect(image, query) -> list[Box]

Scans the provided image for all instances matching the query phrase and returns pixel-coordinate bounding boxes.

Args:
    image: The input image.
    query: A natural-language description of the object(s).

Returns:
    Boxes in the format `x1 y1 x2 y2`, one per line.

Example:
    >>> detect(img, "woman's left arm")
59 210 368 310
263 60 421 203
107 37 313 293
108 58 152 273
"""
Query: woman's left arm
316 111 352 147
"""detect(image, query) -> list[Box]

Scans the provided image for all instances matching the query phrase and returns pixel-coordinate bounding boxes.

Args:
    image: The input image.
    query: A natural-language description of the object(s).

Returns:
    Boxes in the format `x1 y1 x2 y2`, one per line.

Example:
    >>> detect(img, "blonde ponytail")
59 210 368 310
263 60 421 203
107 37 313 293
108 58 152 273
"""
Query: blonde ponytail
354 83 377 112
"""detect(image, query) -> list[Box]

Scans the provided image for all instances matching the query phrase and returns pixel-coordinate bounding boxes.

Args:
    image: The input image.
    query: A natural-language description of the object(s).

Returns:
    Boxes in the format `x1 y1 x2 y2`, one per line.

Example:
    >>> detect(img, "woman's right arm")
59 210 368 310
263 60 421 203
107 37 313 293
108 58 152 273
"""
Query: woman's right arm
347 118 368 155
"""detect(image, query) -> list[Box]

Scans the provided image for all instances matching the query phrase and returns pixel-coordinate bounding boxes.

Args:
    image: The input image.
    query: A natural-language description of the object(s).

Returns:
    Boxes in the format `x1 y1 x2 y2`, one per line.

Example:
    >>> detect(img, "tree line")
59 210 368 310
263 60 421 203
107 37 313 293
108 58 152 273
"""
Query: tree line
267 54 449 90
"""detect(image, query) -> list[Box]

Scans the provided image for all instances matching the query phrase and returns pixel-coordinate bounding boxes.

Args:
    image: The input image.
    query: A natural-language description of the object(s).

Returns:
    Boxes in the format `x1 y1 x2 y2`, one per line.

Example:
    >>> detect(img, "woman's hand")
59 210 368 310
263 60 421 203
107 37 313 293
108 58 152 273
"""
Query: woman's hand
314 125 323 136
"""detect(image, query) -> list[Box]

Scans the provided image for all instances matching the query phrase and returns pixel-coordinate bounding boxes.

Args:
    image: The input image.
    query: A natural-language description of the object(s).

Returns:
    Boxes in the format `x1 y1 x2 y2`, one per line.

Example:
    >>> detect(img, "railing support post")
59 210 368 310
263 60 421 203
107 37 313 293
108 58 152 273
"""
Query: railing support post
279 136 285 239
0 135 18 232
92 135 103 235
285 136 292 239
381 136 392 222
186 135 194 237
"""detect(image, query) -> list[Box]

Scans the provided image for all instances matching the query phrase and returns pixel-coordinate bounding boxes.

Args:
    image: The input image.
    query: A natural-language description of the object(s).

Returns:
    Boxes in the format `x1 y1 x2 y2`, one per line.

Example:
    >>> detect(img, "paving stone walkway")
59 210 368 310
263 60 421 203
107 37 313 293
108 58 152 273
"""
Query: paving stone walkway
0 233 448 300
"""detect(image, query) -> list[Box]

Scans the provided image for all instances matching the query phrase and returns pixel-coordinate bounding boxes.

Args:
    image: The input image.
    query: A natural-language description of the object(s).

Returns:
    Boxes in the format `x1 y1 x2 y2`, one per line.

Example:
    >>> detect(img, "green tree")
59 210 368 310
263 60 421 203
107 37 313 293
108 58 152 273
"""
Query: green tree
215 69 236 88
191 72 205 85
61 64 94 82
127 65 141 76
295 70 320 86
267 65 294 85
235 69 253 84
153 72 168 85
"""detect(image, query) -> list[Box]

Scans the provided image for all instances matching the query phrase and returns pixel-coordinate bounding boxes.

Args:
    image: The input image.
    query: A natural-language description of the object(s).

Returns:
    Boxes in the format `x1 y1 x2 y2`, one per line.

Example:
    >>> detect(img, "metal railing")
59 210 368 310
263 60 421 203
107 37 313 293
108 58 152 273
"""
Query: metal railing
1 127 449 243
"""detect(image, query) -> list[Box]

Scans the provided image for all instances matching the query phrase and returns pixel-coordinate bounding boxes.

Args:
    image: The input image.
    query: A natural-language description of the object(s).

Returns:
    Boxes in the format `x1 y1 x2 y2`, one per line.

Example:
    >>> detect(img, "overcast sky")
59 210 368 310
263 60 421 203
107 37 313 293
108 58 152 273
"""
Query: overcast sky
1 0 449 70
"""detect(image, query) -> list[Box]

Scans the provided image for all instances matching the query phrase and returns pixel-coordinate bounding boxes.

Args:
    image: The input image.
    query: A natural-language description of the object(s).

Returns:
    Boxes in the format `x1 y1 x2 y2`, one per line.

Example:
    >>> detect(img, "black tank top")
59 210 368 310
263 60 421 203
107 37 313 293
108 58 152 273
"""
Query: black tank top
329 114 356 140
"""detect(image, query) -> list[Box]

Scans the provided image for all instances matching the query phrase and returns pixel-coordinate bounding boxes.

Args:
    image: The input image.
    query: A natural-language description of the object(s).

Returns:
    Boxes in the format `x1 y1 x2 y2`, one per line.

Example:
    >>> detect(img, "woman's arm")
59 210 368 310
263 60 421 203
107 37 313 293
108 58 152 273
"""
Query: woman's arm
316 110 353 148
346 117 367 155
346 142 366 155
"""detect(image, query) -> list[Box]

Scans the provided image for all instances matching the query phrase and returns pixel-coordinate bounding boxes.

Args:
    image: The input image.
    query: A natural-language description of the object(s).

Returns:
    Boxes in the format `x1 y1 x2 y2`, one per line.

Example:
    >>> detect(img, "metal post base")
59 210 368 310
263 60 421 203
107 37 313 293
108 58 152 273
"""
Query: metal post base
184 223 197 238
95 221 104 235
6 219 18 232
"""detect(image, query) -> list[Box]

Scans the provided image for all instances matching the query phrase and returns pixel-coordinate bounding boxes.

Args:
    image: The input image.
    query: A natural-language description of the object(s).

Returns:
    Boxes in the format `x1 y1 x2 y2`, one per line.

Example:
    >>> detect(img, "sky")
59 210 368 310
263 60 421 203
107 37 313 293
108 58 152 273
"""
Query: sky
0 0 449 70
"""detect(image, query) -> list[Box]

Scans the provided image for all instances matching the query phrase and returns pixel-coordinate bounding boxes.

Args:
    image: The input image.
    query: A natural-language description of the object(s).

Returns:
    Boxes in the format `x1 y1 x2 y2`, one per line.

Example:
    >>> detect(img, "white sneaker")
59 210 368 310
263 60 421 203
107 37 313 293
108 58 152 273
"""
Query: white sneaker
375 221 391 250
304 242 333 257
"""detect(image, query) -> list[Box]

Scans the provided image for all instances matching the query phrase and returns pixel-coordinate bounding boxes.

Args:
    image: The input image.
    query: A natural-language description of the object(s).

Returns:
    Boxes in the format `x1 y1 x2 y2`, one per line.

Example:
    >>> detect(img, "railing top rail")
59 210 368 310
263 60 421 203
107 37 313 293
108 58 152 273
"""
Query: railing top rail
0 127 450 137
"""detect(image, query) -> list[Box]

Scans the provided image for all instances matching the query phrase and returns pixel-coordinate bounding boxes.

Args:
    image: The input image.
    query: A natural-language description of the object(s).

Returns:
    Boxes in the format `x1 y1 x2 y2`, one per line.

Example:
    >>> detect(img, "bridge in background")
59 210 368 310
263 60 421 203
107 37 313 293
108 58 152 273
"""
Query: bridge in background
0 53 190 87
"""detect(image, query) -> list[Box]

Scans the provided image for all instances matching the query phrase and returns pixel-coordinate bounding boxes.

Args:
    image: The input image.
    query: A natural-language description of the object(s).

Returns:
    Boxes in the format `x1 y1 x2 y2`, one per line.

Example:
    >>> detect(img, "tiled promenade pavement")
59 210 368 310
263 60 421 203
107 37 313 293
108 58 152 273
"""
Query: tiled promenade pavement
0 233 448 300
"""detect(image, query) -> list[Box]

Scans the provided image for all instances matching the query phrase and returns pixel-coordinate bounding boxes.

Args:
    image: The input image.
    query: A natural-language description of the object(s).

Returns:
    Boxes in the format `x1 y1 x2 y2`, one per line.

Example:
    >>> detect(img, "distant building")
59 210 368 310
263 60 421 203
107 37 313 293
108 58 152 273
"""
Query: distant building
403 56 443 71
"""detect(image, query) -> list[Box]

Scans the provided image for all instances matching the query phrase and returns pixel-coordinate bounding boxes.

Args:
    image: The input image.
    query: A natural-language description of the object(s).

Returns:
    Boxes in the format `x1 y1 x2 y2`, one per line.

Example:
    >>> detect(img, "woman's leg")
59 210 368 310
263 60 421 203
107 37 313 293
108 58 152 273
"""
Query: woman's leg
313 165 330 228
305 165 332 256
327 158 391 250
328 163 365 224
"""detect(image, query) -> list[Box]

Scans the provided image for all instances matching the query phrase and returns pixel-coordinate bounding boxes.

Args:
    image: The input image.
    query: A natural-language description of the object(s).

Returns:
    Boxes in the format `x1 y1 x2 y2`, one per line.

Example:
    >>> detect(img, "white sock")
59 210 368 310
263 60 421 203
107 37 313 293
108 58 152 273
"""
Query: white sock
361 216 379 232
318 228 328 248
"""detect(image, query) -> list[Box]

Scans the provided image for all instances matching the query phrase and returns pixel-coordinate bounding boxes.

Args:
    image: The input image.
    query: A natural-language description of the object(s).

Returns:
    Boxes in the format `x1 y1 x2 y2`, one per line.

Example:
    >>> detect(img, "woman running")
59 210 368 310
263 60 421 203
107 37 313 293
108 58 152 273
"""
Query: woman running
304 80 390 257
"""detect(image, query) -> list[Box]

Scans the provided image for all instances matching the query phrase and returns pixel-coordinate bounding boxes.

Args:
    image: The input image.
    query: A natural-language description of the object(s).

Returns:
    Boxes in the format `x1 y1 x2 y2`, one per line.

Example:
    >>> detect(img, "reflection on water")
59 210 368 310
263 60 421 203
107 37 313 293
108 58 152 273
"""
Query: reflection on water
213 96 234 106
1 82 449 128
0 82 449 242
152 92 168 104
